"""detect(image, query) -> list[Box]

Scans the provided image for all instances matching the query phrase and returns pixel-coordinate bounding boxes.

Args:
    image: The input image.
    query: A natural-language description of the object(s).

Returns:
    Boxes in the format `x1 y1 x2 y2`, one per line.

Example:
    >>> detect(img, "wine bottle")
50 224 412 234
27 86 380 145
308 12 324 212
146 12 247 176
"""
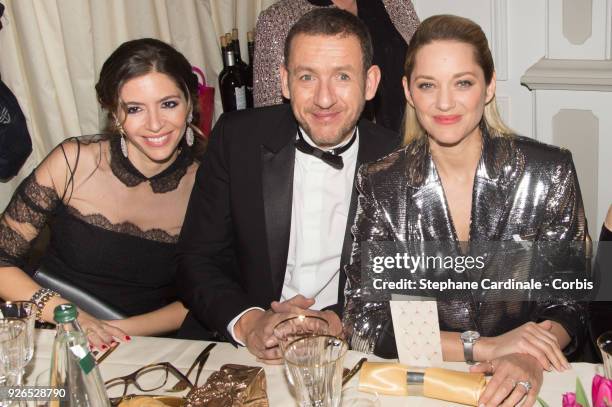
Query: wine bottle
220 35 227 68
247 31 255 65
219 47 247 112
231 29 252 107
231 29 249 73
225 33 232 54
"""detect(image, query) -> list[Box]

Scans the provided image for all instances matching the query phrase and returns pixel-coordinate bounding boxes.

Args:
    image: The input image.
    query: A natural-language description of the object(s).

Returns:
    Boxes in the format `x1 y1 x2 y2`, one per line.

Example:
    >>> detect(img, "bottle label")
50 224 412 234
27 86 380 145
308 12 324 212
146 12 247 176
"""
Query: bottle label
235 86 247 110
69 345 96 374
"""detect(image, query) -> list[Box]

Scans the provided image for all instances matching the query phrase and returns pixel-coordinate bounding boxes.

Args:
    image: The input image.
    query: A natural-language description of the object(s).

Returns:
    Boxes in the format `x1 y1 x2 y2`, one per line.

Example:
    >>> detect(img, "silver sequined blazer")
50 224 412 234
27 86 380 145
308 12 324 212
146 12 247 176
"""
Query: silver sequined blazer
253 0 419 107
343 128 588 357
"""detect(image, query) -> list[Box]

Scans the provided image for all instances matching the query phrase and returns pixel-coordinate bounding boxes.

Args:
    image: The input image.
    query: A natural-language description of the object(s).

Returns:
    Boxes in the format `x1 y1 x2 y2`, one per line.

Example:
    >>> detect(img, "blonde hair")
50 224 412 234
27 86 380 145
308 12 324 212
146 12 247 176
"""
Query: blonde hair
401 15 513 145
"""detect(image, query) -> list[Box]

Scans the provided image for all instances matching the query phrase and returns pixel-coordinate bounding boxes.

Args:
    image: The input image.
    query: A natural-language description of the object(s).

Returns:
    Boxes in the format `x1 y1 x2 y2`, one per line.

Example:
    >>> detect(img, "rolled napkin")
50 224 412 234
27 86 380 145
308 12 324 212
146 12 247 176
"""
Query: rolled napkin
184 364 268 407
118 396 171 407
358 362 486 406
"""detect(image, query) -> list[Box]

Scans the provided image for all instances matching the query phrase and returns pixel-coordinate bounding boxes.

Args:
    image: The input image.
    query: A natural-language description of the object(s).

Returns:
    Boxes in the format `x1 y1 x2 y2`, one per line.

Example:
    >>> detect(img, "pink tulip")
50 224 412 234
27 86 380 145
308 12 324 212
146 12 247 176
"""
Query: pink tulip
563 392 580 407
592 375 612 407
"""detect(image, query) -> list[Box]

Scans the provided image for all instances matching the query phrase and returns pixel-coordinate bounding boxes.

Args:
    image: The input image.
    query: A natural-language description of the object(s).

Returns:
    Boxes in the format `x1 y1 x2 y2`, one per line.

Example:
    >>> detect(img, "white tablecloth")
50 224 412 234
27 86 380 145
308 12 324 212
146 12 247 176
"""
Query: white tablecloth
27 329 603 406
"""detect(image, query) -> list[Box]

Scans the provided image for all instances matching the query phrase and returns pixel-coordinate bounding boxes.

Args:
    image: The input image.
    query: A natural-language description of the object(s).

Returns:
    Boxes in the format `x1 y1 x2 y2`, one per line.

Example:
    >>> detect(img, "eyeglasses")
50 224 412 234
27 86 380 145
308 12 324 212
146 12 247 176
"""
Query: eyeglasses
105 362 192 405
104 343 216 405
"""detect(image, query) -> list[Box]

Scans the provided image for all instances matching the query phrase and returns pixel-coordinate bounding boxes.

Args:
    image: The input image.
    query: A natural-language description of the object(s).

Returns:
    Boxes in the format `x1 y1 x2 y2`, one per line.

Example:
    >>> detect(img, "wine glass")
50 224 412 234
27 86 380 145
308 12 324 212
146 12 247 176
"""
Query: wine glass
0 301 37 362
597 331 612 379
283 335 348 407
0 318 26 407
0 301 37 384
274 315 330 387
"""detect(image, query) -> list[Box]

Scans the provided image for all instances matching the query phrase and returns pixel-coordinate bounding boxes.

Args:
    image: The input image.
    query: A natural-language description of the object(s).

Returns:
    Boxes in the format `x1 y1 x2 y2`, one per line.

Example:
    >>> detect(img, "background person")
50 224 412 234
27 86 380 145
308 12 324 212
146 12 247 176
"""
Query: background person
0 38 204 348
342 15 587 407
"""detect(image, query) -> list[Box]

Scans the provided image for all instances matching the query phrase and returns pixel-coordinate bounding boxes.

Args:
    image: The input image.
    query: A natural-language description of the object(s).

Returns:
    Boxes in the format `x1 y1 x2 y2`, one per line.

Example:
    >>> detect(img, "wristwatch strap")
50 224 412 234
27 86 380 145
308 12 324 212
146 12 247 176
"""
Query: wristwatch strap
463 340 475 364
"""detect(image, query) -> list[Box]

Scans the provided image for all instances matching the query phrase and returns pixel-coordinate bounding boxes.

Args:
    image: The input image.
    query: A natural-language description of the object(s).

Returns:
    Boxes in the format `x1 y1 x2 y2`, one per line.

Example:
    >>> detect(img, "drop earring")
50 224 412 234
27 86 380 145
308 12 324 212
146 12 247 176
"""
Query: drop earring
185 111 194 147
120 136 128 158
114 117 129 158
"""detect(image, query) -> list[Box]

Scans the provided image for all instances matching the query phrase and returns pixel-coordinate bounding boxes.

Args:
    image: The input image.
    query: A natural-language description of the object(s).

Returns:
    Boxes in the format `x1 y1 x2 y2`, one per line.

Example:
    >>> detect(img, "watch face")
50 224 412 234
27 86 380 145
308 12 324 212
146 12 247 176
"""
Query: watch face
461 330 480 342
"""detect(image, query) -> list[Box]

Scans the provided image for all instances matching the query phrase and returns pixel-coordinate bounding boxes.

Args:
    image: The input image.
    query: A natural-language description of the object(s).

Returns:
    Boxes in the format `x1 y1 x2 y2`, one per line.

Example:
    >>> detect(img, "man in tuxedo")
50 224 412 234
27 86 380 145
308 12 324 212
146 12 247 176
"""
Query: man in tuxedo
176 8 399 361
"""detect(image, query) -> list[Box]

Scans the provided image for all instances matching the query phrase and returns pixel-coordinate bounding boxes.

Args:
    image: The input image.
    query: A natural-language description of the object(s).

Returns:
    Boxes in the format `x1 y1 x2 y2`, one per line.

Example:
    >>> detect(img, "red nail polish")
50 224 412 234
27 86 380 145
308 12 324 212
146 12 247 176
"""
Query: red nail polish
125 335 131 341
101 345 108 350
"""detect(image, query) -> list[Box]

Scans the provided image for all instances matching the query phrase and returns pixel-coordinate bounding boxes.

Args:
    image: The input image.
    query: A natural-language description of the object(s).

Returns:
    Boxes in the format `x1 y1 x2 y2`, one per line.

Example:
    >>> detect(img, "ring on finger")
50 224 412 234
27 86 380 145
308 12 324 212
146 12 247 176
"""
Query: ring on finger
85 327 94 335
517 380 533 392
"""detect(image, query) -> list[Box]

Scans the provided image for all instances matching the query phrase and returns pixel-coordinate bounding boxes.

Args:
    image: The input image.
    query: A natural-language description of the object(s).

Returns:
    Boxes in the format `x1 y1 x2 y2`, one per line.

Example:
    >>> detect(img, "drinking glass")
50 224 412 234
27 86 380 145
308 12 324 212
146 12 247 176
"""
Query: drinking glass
597 331 612 379
284 335 348 407
0 301 37 363
32 369 51 407
0 318 26 407
274 315 330 354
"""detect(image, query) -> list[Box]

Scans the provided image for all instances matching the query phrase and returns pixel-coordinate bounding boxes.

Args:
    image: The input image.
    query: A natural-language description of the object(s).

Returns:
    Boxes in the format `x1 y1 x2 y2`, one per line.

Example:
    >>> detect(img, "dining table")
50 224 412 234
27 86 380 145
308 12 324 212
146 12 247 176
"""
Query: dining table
25 328 604 406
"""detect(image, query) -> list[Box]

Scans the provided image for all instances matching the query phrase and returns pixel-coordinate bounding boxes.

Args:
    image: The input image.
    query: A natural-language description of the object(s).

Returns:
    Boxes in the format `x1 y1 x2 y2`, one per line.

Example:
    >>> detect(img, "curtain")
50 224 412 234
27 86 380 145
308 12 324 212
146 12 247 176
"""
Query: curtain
0 0 278 209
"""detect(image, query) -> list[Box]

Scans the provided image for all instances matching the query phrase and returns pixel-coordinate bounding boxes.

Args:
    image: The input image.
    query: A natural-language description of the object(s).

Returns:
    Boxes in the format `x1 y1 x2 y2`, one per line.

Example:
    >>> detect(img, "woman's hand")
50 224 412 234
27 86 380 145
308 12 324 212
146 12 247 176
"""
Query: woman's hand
471 353 543 407
478 320 569 371
77 311 129 350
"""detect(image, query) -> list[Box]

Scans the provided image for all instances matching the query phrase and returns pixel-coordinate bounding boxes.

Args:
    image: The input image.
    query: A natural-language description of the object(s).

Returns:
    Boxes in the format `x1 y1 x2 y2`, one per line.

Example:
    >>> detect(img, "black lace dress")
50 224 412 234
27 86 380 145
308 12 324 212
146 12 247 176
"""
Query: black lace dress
0 135 197 317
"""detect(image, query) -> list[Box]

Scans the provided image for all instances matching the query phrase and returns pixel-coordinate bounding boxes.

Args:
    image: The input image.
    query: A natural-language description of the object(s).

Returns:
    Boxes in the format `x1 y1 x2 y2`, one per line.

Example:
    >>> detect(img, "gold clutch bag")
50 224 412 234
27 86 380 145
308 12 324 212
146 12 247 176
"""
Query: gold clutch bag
184 364 268 407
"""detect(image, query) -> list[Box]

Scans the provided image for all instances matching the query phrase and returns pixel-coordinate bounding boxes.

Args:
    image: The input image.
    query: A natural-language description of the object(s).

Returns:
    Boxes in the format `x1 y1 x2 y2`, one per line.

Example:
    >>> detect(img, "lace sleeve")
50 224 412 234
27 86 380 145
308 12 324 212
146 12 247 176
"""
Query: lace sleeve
0 174 60 268
0 139 79 268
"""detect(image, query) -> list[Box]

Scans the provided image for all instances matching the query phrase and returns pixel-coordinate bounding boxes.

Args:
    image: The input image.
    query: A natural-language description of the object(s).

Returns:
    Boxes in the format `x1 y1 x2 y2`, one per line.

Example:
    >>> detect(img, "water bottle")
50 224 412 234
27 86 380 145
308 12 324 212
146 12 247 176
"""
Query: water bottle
49 304 110 406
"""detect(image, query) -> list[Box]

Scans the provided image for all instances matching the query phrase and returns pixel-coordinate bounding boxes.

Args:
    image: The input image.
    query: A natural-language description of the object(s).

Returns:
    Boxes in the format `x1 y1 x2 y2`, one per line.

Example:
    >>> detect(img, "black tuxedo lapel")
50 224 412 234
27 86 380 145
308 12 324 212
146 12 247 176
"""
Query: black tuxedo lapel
261 108 297 297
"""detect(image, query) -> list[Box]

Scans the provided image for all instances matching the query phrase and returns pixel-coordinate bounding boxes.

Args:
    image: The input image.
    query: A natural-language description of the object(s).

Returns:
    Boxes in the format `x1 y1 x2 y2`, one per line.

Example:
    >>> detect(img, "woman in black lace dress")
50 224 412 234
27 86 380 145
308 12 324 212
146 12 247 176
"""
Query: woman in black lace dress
0 38 203 348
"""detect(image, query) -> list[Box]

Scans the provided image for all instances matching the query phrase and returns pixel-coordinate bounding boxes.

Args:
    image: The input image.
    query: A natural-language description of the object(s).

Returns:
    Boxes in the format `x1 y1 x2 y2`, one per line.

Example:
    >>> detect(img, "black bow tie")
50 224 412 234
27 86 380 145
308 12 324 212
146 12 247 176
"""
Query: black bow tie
295 128 357 170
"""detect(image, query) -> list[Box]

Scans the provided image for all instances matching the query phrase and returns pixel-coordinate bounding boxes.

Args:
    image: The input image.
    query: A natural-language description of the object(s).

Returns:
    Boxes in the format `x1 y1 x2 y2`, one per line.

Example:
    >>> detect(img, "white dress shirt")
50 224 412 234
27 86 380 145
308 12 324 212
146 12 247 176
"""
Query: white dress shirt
228 128 359 343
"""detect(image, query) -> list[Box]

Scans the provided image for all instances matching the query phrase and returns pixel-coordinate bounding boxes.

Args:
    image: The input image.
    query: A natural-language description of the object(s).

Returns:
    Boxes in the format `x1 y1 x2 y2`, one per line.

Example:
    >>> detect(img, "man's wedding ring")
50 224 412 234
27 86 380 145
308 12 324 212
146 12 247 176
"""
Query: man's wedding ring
517 380 533 392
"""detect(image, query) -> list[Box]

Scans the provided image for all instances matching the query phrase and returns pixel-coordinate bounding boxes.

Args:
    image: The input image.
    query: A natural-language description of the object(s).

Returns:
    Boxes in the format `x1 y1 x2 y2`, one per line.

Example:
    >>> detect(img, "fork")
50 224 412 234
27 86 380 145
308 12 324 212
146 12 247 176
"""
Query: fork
168 343 217 392
342 357 367 386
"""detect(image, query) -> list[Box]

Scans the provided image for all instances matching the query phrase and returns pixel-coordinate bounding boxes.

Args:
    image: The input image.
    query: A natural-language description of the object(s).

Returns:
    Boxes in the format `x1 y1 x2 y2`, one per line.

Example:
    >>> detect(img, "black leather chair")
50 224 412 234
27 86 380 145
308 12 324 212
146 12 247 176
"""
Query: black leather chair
33 266 127 320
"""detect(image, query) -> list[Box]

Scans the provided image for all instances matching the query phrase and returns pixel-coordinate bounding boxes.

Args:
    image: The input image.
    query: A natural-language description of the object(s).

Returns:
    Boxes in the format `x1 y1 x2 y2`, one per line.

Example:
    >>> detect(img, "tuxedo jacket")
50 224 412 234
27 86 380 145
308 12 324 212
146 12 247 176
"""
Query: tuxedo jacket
176 104 399 340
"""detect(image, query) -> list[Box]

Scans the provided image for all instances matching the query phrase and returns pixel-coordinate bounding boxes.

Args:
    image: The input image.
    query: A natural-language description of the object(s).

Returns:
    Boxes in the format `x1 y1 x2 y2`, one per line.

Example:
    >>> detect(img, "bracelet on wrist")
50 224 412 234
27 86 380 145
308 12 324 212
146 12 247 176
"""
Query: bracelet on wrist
30 287 60 323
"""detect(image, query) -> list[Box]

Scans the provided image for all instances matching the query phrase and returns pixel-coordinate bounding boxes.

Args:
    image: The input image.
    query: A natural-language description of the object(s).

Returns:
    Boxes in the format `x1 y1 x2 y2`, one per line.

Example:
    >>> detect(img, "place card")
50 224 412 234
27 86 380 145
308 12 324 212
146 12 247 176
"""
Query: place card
390 295 443 367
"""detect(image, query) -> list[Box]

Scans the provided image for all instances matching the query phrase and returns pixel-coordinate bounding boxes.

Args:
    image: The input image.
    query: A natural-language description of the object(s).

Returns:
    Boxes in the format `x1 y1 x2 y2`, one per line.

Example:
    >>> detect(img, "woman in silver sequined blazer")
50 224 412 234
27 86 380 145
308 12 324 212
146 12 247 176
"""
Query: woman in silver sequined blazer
253 0 419 131
343 15 588 406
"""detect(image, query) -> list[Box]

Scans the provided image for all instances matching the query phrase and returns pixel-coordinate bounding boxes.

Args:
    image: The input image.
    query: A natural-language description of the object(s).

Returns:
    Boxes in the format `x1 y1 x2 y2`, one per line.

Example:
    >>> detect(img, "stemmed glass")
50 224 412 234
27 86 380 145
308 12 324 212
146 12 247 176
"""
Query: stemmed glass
283 334 348 407
0 318 27 407
0 301 37 383
274 315 330 354
597 331 612 379
274 315 330 387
